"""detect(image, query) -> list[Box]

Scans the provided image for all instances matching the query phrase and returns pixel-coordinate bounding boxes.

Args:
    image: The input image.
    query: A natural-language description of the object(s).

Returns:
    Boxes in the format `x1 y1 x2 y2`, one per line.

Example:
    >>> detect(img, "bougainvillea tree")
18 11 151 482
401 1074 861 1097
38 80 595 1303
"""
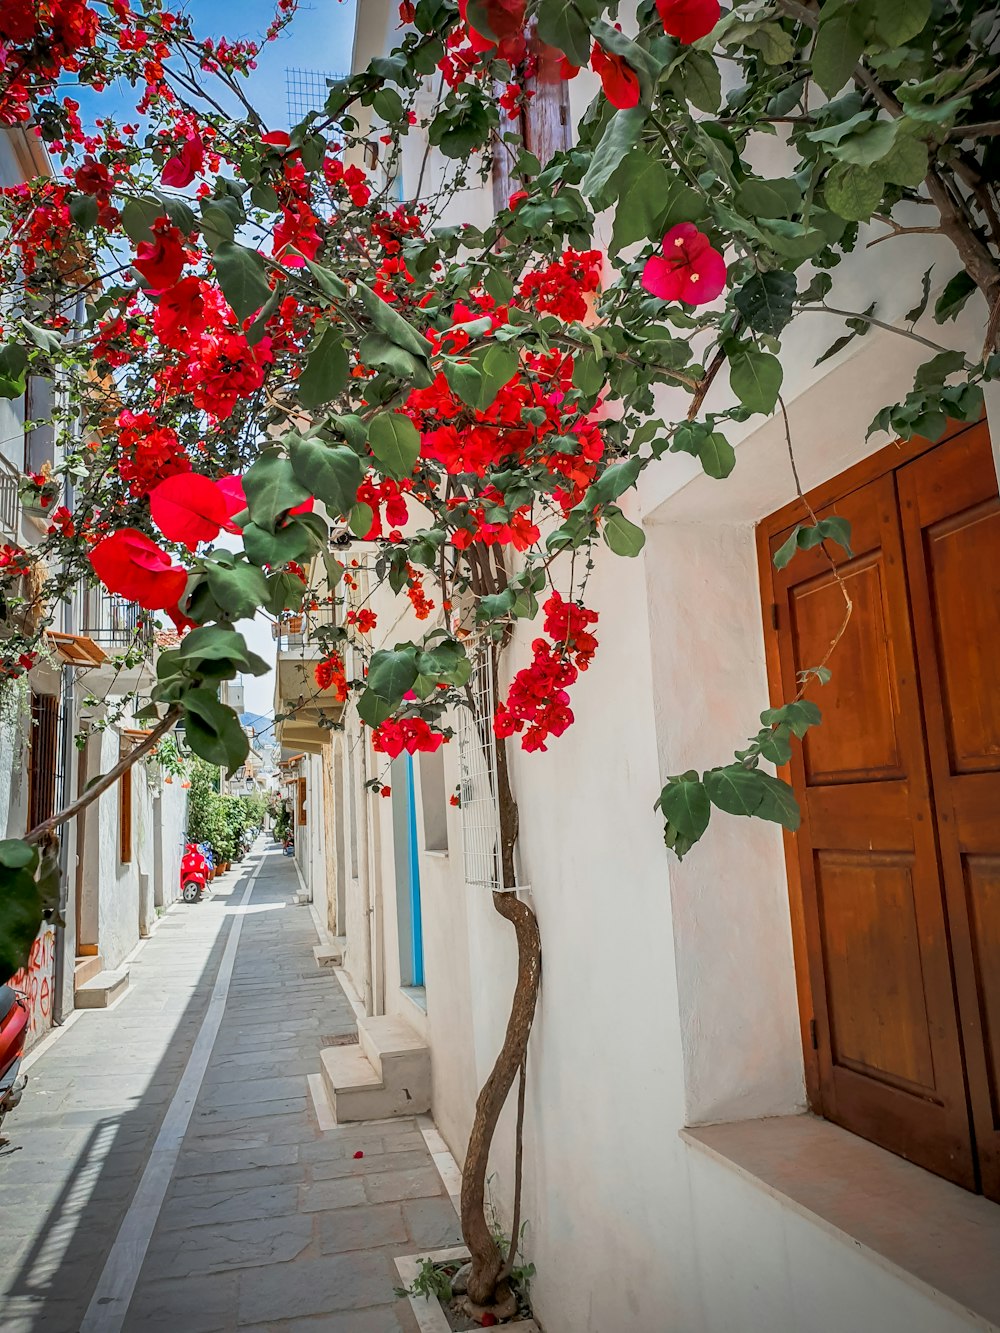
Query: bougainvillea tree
0 0 998 1315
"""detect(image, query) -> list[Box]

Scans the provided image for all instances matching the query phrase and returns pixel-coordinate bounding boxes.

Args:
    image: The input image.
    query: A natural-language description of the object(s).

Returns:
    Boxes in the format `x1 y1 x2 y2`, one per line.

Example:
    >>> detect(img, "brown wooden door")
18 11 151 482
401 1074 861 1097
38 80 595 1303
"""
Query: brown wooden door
897 422 1000 1200
767 468 977 1189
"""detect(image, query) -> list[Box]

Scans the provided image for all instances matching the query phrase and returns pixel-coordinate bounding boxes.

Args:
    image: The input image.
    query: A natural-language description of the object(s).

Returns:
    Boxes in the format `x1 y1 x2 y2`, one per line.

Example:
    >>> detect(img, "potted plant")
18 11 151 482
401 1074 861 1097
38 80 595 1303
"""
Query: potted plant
18 465 61 519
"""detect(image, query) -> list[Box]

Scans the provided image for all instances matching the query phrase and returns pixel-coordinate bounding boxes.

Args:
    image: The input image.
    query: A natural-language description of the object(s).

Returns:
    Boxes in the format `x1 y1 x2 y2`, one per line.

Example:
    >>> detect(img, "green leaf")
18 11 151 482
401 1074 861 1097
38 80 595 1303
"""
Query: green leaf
602 509 646 557
443 358 483 408
303 256 349 300
369 412 421 480
824 161 884 221
704 765 767 819
750 771 801 830
182 690 250 774
873 0 930 45
21 319 62 354
536 0 597 67
656 776 711 859
242 517 319 566
934 270 976 324
367 648 418 703
904 266 934 324
830 119 896 167
729 350 783 415
69 193 99 231
674 51 722 115
581 107 647 205
761 699 822 739
204 558 270 620
733 271 797 337
355 282 434 364
243 449 312 532
356 689 393 727
0 864 46 980
176 625 270 677
735 178 801 220
350 502 374 537
812 8 866 98
913 348 966 389
288 436 363 518
213 241 272 321
879 133 928 188
265 569 307 616
298 327 349 408
0 345 28 399
590 456 642 504
122 196 164 243
773 516 853 569
696 432 736 479
0 839 38 871
477 344 518 410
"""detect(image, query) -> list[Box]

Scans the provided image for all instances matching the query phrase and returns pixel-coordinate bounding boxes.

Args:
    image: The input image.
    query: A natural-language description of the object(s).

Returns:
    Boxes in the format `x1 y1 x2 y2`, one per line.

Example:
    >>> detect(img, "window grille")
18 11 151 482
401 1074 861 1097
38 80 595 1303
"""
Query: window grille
285 68 348 126
457 641 501 890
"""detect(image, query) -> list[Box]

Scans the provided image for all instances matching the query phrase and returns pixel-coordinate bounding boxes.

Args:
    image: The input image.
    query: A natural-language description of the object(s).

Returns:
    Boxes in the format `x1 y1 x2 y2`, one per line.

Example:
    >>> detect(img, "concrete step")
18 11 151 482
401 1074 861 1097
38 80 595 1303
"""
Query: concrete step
75 966 130 1009
320 1016 430 1123
313 937 346 968
73 954 103 988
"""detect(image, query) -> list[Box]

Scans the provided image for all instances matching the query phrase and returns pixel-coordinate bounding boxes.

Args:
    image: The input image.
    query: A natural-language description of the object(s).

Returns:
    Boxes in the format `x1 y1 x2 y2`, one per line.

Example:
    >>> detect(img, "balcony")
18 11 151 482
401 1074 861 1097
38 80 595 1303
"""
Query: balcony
77 581 155 651
0 454 19 541
273 603 343 752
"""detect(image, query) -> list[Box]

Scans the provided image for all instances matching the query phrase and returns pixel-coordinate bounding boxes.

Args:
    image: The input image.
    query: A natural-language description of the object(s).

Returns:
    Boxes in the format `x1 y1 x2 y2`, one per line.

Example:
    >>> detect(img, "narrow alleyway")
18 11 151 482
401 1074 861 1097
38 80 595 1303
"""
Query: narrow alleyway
0 845 461 1333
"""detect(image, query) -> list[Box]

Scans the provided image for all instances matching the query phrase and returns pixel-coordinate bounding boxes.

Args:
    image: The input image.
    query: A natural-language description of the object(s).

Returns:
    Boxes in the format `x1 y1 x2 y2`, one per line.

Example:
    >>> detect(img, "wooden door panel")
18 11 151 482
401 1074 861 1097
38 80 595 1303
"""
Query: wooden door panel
816 851 937 1094
964 856 1000 1134
923 497 1000 773
768 470 976 1188
898 421 1000 1200
789 557 904 785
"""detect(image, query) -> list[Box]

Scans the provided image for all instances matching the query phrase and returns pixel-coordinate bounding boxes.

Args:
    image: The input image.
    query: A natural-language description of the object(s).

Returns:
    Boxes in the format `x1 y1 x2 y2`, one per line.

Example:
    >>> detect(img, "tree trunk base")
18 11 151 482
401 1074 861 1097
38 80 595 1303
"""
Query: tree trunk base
460 1286 519 1323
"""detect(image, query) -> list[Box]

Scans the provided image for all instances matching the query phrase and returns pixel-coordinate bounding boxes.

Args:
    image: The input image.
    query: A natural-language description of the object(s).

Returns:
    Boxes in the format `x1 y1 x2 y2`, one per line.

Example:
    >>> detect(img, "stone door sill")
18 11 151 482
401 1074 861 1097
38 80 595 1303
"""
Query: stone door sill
682 1114 1000 1331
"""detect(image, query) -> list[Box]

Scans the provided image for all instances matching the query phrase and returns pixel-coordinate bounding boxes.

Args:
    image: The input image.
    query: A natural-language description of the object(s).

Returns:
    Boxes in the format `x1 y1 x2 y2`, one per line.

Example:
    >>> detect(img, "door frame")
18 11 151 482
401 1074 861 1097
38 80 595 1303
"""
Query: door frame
755 416 987 1115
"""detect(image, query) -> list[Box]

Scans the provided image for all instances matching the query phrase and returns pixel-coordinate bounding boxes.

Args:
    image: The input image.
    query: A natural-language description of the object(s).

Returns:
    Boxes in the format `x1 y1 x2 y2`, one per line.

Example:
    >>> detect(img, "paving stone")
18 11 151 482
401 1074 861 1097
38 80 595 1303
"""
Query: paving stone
175 1142 300 1177
318 1201 409 1253
401 1196 463 1249
298 1176 368 1211
364 1166 445 1204
159 1182 302 1230
170 1163 305 1198
239 1308 411 1333
141 1215 315 1279
236 1251 395 1322
309 1147 433 1181
123 1272 239 1333
198 1075 309 1108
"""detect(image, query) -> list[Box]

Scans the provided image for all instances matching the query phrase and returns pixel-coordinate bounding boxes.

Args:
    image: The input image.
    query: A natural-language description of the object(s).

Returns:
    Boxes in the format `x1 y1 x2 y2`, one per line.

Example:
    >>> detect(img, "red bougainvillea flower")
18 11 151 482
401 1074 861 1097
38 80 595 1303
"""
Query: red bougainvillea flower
353 1150 365 1158
134 219 186 292
217 474 248 519
89 529 188 610
371 717 445 759
149 473 241 551
655 0 720 43
591 42 640 109
161 133 204 187
641 223 726 305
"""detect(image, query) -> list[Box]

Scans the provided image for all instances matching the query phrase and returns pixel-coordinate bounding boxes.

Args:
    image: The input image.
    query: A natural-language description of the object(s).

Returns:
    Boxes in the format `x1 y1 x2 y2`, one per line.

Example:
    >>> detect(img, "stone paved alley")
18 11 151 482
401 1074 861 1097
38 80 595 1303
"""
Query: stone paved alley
0 845 461 1332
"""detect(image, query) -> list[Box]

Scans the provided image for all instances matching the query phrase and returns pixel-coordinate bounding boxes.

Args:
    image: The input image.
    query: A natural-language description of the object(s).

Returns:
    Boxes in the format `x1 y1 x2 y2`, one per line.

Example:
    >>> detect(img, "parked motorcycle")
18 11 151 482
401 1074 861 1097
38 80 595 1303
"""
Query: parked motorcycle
0 984 28 1145
180 842 211 903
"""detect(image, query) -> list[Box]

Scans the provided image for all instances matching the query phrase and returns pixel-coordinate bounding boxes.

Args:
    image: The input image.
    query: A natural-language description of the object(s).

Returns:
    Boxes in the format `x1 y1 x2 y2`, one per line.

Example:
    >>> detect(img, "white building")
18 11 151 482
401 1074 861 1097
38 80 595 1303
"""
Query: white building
310 11 1000 1331
0 128 187 1040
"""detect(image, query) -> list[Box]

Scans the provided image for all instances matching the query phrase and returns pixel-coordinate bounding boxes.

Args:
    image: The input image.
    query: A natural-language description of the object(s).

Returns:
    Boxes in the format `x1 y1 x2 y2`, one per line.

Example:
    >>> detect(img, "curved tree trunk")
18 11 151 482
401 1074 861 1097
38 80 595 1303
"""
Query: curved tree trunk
459 651 542 1309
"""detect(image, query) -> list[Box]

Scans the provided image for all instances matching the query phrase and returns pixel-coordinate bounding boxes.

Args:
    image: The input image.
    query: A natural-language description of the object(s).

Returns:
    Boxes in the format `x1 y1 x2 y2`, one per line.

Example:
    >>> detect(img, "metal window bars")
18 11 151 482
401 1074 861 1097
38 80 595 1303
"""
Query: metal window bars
76 580 154 650
285 68 348 127
0 454 19 540
457 639 502 891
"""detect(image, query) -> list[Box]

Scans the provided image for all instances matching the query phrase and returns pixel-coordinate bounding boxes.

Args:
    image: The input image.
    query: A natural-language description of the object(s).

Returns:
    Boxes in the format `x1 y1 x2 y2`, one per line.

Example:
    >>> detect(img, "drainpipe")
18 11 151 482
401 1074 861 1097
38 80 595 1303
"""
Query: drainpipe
52 662 75 1024
357 725 374 1017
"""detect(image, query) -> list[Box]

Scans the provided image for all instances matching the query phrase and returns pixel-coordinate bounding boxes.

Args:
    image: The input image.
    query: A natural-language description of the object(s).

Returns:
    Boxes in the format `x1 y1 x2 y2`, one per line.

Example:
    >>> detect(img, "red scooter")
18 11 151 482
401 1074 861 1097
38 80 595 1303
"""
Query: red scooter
0 984 28 1145
180 843 211 903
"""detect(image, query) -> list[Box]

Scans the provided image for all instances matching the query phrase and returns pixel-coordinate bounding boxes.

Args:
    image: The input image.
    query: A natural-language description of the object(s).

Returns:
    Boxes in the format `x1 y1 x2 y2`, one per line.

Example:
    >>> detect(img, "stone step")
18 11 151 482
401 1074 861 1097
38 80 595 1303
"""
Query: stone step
320 1016 430 1123
75 966 130 1009
313 937 345 969
73 954 103 988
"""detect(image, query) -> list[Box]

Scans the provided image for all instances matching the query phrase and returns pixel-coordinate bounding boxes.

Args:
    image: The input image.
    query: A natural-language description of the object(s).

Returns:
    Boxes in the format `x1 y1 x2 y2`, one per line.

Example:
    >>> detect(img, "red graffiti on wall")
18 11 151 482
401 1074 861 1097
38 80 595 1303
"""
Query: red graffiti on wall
7 925 55 1041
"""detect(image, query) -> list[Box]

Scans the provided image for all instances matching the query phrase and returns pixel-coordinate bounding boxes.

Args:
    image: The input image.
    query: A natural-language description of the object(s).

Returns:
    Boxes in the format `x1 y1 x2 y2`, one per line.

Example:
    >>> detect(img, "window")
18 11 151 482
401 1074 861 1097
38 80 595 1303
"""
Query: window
27 691 59 832
758 419 1000 1202
119 765 132 864
419 747 448 853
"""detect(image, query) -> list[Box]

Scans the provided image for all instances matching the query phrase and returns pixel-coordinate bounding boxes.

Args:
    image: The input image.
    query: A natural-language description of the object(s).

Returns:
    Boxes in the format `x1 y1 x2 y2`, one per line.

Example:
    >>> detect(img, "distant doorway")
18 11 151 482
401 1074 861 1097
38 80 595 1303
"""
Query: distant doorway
391 754 424 988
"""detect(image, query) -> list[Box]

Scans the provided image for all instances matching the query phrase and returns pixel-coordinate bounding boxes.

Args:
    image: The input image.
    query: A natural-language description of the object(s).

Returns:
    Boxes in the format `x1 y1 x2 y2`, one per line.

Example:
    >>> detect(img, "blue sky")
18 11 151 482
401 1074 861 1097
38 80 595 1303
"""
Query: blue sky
77 0 357 131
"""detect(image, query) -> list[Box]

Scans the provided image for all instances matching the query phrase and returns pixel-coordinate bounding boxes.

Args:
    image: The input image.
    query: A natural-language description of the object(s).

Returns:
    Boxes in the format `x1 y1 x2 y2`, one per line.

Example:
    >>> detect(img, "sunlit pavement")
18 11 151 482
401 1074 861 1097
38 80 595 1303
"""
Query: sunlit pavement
0 845 460 1332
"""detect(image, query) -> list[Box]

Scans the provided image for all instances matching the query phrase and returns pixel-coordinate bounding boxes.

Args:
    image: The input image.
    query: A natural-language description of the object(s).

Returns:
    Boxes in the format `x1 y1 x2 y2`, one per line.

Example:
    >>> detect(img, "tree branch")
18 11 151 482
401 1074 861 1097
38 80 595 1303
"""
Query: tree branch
25 706 182 846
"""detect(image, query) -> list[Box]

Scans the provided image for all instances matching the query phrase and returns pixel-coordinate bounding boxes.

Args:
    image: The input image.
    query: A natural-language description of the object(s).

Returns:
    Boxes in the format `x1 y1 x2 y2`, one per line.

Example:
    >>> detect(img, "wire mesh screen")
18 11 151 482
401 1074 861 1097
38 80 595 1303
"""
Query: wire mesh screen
285 67 347 125
457 641 502 890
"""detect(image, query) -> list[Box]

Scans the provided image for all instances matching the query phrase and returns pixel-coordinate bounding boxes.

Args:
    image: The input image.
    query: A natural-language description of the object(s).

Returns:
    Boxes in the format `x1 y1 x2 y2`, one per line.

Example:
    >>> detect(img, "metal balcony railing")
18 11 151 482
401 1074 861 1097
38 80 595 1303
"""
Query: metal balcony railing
0 454 20 540
77 581 154 650
271 602 337 655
